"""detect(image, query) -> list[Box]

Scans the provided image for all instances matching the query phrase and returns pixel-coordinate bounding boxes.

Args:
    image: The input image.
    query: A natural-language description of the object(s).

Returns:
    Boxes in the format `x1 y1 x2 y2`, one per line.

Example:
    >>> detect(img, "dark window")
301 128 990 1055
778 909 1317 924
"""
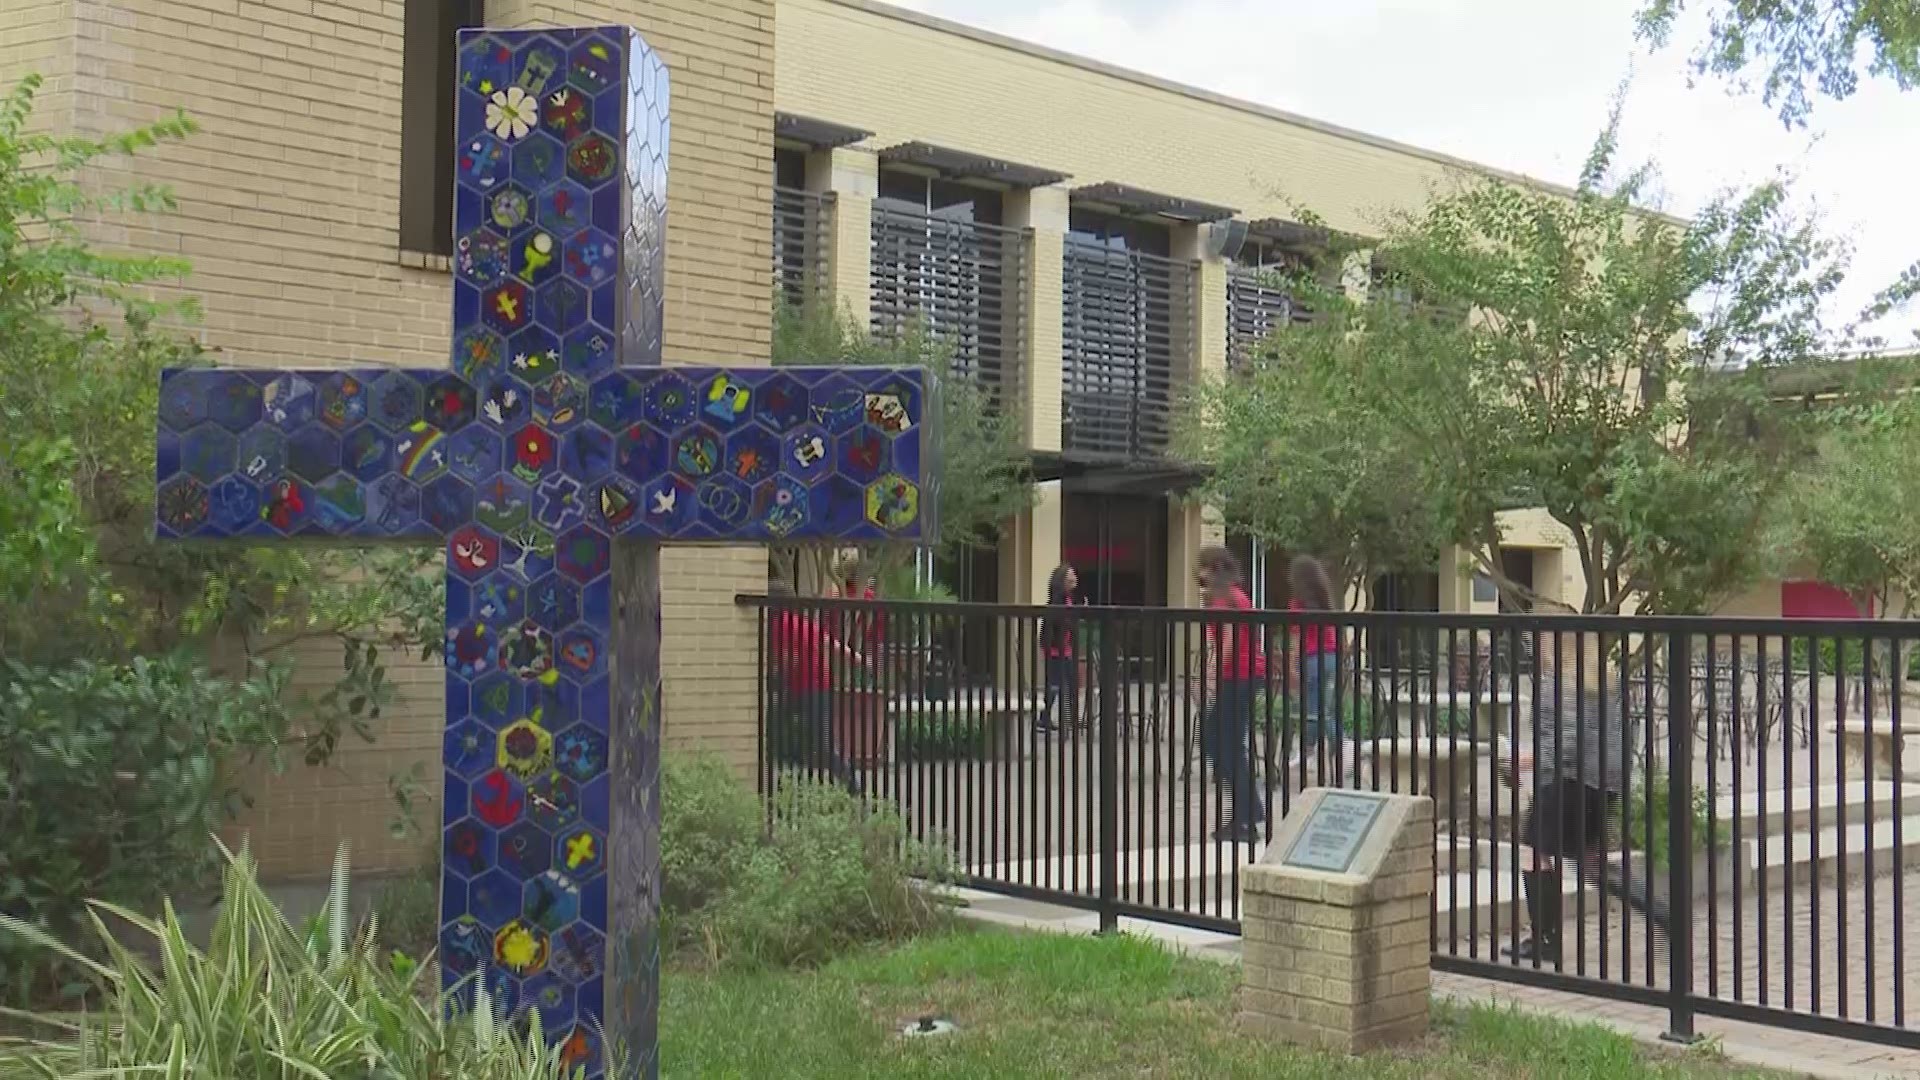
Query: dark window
1067 208 1170 256
874 170 1003 225
773 146 806 188
399 1 485 257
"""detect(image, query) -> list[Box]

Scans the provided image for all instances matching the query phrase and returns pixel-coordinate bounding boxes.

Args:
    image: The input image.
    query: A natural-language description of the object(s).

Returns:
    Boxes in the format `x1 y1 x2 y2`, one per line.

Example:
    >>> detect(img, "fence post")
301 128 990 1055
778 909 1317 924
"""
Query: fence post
1098 611 1120 934
1663 629 1700 1044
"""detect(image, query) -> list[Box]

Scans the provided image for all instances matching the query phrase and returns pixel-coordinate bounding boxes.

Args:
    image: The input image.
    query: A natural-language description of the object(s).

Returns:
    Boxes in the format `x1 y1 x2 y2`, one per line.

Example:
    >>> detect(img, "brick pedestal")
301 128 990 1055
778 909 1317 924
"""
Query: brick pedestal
1240 789 1434 1054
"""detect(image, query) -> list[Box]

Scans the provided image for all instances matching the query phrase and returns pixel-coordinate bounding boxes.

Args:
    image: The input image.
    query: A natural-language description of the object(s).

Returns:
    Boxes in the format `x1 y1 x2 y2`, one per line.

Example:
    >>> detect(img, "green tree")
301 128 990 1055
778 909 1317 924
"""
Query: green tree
1636 2 1920 327
0 74 443 1000
772 298 1032 591
1772 362 1920 618
1200 119 1852 615
1636 0 1920 128
1176 293 1455 605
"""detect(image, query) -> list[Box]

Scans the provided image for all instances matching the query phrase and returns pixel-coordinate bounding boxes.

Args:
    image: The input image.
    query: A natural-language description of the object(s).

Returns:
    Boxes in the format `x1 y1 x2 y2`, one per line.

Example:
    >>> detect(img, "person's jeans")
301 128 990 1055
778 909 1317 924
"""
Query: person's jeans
1038 655 1077 728
1299 652 1341 746
780 689 861 795
1203 679 1265 825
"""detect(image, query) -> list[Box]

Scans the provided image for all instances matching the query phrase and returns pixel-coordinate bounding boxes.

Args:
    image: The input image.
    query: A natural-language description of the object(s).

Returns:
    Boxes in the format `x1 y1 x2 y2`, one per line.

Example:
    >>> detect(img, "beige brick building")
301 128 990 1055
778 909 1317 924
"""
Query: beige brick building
3 0 1590 879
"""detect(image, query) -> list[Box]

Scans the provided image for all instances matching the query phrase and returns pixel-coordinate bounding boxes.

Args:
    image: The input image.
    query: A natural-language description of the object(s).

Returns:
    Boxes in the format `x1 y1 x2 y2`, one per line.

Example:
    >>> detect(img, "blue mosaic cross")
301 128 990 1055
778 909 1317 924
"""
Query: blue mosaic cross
152 27 936 1078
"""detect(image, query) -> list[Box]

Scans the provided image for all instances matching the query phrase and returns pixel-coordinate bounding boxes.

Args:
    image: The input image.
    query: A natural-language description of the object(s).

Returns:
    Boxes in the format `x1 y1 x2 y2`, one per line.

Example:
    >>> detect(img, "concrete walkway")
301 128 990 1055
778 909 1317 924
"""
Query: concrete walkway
944 883 1920 1080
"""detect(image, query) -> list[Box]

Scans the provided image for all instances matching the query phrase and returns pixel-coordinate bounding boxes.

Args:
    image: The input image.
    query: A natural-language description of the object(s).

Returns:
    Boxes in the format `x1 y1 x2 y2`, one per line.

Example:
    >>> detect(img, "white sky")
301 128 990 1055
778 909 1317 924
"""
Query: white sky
885 0 1920 347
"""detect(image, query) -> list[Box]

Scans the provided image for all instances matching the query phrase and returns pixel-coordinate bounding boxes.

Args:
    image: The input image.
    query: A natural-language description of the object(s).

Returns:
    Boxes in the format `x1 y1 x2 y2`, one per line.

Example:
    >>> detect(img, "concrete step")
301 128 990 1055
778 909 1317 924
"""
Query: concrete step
1713 779 1900 837
961 784 1920 928
1748 810 1920 887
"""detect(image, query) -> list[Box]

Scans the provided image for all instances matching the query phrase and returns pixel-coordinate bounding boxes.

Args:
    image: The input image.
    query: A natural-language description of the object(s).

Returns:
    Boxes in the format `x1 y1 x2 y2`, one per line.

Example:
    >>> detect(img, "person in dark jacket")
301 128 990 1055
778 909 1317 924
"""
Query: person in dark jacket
1036 563 1079 733
1504 627 1667 964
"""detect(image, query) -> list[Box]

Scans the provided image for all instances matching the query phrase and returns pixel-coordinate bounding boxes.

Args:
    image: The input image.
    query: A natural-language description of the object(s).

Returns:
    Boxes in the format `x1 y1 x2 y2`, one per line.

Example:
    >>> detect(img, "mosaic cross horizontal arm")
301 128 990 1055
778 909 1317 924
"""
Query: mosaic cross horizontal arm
151 26 937 1080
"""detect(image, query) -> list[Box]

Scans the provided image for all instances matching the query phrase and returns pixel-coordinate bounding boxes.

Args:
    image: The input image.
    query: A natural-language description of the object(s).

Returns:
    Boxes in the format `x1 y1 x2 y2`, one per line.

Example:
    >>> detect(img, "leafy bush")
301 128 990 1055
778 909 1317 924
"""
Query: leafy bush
0 844 620 1077
895 713 987 761
1787 637 1920 680
1254 692 1381 740
0 654 294 1003
662 753 952 968
660 753 762 921
1626 764 1730 871
0 73 446 1001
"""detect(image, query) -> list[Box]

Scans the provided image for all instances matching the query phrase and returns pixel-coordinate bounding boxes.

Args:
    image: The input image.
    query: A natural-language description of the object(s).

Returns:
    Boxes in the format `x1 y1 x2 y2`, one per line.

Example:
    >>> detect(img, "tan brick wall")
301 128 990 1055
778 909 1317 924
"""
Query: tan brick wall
777 0 1574 239
1 0 74 130
50 0 773 879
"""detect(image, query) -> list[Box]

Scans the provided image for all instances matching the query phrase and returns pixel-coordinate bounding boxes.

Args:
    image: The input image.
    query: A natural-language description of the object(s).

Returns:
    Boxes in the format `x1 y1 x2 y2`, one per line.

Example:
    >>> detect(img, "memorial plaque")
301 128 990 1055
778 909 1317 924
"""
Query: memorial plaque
1282 791 1387 873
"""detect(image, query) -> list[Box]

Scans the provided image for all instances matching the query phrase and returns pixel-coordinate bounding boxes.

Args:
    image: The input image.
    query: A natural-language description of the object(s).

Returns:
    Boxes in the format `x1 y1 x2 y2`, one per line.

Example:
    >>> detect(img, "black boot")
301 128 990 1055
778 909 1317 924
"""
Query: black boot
1605 864 1670 932
1503 869 1562 965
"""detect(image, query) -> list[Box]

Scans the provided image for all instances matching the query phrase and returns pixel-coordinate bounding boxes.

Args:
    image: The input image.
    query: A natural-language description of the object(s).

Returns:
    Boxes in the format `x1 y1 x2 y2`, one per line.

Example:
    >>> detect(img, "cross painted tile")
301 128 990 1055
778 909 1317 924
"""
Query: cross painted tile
152 26 939 1080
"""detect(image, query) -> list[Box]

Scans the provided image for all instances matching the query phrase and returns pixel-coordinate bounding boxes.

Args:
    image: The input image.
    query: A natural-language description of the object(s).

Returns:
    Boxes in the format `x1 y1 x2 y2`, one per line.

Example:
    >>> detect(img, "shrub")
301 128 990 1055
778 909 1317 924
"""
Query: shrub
895 713 987 761
0 843 621 1078
0 73 445 1002
0 654 294 1003
1626 763 1730 870
660 753 762 920
661 753 952 968
1788 637 1920 680
1253 692 1381 740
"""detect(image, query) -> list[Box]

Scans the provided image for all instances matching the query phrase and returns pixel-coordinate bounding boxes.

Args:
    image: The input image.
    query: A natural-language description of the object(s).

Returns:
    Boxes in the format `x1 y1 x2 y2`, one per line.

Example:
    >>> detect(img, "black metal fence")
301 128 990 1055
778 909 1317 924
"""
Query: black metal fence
738 594 1920 1050
1061 241 1196 460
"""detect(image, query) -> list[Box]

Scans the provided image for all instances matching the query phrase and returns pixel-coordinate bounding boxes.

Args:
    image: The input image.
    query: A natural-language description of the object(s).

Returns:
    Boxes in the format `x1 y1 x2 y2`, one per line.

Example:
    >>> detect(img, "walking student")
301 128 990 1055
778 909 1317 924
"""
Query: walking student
1198 545 1266 843
1287 555 1351 787
1502 625 1666 964
1036 563 1079 734
765 580 865 795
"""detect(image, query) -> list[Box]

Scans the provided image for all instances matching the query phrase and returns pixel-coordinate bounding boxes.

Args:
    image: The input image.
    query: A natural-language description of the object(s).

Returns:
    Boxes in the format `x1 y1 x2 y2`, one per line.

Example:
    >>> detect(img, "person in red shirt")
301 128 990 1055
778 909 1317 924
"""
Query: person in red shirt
1036 564 1079 733
765 580 864 794
846 569 886 651
1198 546 1266 843
1287 555 1350 787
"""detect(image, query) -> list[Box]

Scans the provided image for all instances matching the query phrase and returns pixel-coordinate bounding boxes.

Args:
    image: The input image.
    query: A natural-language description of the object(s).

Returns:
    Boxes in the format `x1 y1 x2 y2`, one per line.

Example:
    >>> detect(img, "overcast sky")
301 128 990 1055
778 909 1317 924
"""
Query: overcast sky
886 0 1920 347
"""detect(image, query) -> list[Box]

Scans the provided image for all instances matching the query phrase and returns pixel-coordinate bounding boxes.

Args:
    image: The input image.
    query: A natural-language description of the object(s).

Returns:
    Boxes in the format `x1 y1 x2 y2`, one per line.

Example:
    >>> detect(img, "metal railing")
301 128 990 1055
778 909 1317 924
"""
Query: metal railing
1226 263 1314 369
772 185 833 307
869 206 1031 412
1061 241 1197 460
740 594 1920 1050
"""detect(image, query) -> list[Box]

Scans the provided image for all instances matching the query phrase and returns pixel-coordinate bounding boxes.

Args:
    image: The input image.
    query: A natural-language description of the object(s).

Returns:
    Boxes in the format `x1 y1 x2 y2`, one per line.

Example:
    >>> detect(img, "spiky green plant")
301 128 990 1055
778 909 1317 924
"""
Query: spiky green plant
0 841 623 1078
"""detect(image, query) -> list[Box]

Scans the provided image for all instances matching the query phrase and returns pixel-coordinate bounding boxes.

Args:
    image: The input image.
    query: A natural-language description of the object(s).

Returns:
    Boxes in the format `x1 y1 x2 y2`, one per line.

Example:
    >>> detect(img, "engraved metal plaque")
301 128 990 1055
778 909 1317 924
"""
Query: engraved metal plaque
1282 791 1387 873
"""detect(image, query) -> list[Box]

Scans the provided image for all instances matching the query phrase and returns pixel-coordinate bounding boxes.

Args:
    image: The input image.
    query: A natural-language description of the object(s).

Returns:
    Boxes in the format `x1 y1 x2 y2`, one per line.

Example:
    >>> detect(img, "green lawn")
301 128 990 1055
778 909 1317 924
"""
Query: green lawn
661 928 1775 1079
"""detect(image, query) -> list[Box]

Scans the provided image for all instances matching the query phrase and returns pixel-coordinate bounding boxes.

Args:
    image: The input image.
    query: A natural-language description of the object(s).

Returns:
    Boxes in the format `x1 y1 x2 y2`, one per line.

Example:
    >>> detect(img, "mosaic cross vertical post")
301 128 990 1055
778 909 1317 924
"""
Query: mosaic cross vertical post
152 26 937 1078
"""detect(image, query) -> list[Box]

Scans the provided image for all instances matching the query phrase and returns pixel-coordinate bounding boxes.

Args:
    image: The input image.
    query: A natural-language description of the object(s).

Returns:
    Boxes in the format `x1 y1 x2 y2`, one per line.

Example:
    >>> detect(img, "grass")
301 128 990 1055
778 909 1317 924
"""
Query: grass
661 927 1776 1078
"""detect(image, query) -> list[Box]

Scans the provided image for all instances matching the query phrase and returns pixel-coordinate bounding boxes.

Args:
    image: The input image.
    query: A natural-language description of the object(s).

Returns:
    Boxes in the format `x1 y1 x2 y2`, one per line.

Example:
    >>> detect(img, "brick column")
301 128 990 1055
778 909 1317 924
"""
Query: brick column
999 478 1062 605
1241 790 1434 1053
1167 222 1228 605
998 186 1067 610
1005 185 1066 455
805 145 875 324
